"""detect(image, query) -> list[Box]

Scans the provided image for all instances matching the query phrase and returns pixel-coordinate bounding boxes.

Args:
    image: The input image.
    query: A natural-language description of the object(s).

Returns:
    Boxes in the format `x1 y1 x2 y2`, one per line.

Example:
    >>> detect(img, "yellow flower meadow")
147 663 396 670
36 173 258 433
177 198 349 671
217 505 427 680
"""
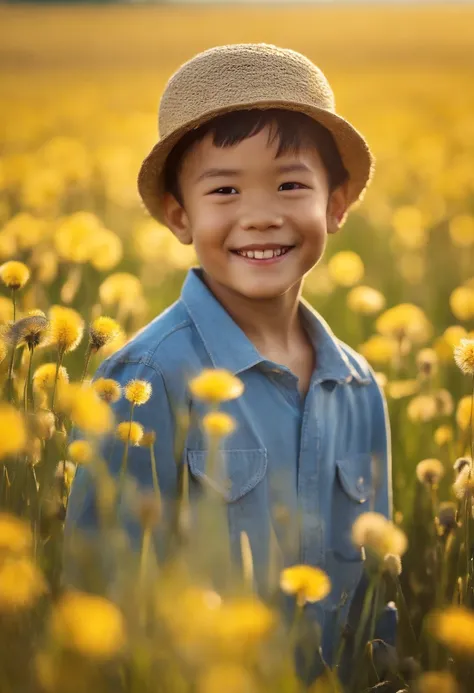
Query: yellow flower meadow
189 369 244 404
434 424 454 447
51 592 126 659
116 421 144 445
327 251 364 287
0 403 27 459
449 286 474 322
33 363 69 390
57 383 114 436
359 335 397 366
124 379 152 406
376 303 432 343
89 315 121 352
202 411 236 438
99 272 142 307
416 458 445 486
0 260 30 290
456 395 472 431
280 565 331 606
346 285 386 315
0 557 47 612
427 606 474 655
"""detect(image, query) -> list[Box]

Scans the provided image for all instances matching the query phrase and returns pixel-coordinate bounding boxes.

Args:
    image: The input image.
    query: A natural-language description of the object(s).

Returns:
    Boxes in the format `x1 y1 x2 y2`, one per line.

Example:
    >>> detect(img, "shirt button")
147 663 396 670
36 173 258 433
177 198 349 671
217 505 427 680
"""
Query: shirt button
356 476 364 490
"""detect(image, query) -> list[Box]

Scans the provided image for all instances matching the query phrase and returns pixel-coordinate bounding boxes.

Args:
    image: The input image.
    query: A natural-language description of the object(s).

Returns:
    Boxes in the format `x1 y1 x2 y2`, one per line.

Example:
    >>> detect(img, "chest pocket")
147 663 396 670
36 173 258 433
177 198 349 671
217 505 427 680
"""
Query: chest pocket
187 448 268 502
331 452 373 561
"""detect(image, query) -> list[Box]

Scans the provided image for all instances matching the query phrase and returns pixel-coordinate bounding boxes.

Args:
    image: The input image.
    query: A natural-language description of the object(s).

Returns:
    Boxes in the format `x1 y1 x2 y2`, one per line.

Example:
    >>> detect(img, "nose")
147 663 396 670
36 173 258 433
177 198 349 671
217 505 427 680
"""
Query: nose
239 200 284 232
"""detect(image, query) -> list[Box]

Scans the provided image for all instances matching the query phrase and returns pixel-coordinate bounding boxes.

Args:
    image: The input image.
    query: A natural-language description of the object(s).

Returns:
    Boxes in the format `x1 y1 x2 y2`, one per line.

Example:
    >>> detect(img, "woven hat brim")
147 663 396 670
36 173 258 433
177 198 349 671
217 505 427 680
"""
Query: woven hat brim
137 101 375 225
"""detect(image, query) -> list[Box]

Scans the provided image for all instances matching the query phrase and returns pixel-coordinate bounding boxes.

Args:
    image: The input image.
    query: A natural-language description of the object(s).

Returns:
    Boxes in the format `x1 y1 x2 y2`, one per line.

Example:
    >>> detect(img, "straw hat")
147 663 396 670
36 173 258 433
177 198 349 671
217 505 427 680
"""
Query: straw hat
138 43 374 224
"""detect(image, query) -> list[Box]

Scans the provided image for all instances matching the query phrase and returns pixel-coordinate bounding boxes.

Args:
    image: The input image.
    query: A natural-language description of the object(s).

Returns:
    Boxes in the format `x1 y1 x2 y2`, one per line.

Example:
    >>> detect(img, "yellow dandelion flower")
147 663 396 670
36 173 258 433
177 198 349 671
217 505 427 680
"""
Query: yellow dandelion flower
352 512 408 559
434 425 453 447
51 591 126 659
49 305 84 354
124 379 152 406
382 553 402 577
55 211 101 264
454 457 471 476
197 664 259 693
7 314 49 351
99 272 142 307
33 363 69 390
416 348 438 377
214 597 275 647
116 421 144 445
90 229 123 272
202 411 236 438
416 458 445 486
0 261 30 290
453 465 474 500
92 377 122 404
280 565 331 606
454 338 474 375
189 369 244 404
420 673 459 693
32 409 55 441
407 394 438 423
0 513 32 555
450 286 474 322
57 383 114 436
0 404 26 460
427 606 474 655
0 557 47 611
327 251 364 287
376 303 432 343
359 335 397 366
346 286 385 315
391 205 427 249
456 395 472 431
449 214 474 248
434 389 454 417
89 316 121 352
68 440 94 465
387 379 419 400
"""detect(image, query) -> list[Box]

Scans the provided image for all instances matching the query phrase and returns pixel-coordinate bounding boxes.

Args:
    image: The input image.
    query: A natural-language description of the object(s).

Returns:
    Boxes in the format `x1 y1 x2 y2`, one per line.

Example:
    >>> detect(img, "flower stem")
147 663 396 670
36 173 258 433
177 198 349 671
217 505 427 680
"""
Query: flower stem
51 349 64 413
81 345 93 383
119 403 135 491
149 444 161 502
11 289 16 322
352 575 378 662
23 346 34 413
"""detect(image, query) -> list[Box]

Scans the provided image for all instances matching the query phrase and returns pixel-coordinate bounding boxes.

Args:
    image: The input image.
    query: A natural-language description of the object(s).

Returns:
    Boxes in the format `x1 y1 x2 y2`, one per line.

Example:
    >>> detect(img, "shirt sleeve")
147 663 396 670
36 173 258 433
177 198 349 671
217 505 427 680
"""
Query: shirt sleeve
63 357 181 589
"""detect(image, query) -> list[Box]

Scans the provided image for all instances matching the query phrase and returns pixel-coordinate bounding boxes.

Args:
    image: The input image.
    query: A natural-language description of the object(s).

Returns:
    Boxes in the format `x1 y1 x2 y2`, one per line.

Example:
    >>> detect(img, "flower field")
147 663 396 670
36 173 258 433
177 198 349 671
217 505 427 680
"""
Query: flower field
1 2 474 692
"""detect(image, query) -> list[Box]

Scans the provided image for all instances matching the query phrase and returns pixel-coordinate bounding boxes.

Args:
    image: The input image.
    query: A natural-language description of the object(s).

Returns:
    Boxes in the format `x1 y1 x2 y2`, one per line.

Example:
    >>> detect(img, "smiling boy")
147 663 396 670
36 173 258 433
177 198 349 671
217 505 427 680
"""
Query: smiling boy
65 44 393 674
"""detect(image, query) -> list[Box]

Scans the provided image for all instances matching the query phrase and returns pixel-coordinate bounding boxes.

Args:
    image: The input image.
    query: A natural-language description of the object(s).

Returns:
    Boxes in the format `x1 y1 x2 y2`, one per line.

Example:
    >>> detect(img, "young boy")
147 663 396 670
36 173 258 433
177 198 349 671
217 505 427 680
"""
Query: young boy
65 43 393 671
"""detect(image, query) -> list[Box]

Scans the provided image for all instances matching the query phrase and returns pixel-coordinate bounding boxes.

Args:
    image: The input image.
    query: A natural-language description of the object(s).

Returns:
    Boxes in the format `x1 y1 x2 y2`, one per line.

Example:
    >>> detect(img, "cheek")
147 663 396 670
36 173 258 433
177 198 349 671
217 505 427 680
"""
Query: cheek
189 203 231 252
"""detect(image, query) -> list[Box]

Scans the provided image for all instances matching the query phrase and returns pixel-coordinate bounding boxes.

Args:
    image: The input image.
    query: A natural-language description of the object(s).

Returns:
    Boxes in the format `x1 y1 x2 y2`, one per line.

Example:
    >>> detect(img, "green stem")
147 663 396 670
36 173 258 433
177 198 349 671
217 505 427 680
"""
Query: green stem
352 575 378 663
81 345 93 383
149 444 160 502
23 346 34 413
138 526 151 626
368 581 381 643
7 343 17 404
119 403 135 491
464 495 471 603
51 349 64 413
11 289 16 323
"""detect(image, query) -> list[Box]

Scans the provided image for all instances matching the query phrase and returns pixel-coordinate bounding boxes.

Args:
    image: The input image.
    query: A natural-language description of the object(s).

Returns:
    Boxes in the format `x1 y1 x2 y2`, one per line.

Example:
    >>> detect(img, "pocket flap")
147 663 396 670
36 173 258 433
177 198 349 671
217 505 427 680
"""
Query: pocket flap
336 453 372 503
187 448 267 503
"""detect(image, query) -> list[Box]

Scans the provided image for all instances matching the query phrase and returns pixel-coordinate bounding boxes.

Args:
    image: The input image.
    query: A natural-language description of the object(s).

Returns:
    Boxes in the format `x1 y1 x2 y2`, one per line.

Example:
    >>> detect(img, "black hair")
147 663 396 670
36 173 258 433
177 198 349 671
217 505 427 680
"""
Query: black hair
163 108 349 206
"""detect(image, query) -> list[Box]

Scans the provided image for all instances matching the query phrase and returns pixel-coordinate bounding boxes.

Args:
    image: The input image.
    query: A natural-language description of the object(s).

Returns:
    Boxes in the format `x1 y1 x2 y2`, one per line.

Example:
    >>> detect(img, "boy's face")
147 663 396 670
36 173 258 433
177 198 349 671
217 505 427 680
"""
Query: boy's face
163 124 349 301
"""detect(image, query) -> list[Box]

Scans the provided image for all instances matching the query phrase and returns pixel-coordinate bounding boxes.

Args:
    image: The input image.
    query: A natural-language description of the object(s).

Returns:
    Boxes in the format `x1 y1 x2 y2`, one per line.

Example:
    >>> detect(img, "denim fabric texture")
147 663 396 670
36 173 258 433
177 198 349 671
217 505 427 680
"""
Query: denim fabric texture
64 266 393 666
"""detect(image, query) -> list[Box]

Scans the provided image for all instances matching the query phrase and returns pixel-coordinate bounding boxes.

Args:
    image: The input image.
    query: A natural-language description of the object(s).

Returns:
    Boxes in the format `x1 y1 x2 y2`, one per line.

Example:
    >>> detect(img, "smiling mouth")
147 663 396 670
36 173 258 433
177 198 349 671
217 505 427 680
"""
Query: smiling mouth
231 246 295 260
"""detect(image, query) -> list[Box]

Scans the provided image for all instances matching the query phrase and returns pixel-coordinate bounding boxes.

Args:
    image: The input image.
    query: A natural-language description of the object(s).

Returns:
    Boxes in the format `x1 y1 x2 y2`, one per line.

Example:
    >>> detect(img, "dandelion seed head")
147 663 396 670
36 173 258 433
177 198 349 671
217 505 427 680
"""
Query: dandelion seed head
89 316 121 351
280 565 331 606
92 377 121 404
33 363 69 391
346 285 385 315
416 347 438 377
382 553 402 577
436 502 458 536
352 512 408 559
376 303 432 344
453 464 474 499
407 394 437 423
116 421 143 445
68 440 94 465
416 458 444 486
31 409 55 441
189 369 244 404
453 456 471 476
434 424 453 447
7 314 49 350
0 261 30 290
454 339 474 375
124 379 152 406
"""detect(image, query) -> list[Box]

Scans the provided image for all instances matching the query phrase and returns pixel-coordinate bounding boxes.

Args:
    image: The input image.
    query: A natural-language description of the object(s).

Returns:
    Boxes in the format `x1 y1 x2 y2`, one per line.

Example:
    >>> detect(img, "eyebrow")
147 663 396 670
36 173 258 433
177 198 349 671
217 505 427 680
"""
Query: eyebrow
195 162 312 184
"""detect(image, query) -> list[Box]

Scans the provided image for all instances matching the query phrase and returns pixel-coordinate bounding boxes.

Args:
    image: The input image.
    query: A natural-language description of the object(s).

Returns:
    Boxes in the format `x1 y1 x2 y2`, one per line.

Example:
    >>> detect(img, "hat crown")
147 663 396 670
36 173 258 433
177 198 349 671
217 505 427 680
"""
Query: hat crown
158 43 335 137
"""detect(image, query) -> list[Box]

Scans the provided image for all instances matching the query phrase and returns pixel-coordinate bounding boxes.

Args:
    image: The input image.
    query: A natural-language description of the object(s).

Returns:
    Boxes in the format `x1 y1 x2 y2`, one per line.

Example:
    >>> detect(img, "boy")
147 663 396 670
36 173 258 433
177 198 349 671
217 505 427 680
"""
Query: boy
65 43 393 672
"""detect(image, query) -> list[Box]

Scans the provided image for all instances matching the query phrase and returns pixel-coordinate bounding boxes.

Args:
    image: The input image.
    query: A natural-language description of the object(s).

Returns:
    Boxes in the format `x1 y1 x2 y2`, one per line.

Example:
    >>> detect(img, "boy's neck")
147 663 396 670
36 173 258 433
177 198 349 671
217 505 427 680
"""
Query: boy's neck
201 271 308 356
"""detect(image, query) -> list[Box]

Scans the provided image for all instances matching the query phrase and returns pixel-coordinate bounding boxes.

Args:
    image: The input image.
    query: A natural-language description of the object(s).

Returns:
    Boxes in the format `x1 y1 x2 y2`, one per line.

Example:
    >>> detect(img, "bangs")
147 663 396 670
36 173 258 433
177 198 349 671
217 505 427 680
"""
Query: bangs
164 108 349 205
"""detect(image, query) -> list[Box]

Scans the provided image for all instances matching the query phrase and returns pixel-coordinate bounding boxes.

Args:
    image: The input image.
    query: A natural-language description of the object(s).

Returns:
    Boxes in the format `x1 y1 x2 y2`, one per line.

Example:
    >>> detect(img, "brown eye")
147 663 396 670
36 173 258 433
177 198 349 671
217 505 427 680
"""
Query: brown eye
279 182 306 191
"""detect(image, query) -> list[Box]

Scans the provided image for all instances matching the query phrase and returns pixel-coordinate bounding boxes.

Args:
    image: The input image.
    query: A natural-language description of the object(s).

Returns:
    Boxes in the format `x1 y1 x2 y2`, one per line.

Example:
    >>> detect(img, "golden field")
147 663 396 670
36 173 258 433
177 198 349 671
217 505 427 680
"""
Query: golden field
0 3 474 692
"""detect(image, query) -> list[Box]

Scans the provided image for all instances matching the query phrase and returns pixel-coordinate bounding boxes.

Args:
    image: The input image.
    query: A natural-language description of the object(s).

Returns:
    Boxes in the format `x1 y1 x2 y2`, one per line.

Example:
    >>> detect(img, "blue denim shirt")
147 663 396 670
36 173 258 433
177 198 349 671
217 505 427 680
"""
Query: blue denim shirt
65 266 393 666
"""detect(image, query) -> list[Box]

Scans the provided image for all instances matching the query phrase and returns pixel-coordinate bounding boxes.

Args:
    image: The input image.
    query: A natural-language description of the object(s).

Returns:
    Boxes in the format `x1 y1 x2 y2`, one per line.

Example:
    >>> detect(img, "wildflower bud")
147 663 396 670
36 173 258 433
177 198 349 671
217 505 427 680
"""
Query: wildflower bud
32 409 55 441
68 440 94 465
89 316 121 352
453 456 471 476
33 363 69 391
140 431 156 447
382 553 402 577
453 464 474 500
280 565 331 606
202 411 236 438
434 389 454 417
189 369 244 404
434 424 453 448
352 512 408 559
6 314 49 350
93 377 121 404
124 379 152 406
116 421 143 446
48 305 84 354
0 261 30 290
416 347 438 378
416 458 444 487
454 338 474 375
435 502 458 537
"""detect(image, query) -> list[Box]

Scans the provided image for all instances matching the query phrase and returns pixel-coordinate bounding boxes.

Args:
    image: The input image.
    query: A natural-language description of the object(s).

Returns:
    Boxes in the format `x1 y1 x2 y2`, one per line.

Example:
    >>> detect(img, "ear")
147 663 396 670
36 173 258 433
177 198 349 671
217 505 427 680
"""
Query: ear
326 179 350 235
162 192 193 245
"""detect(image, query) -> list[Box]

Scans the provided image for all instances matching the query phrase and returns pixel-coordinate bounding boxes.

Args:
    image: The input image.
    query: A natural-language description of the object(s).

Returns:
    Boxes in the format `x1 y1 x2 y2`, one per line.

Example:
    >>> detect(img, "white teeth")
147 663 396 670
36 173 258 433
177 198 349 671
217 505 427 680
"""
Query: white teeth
263 249 274 259
254 250 264 259
236 247 291 259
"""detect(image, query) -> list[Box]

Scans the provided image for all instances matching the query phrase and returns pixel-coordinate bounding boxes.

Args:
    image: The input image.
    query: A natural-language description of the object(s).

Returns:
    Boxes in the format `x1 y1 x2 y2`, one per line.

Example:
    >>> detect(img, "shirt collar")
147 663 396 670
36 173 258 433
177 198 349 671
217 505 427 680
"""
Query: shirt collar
180 267 367 385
